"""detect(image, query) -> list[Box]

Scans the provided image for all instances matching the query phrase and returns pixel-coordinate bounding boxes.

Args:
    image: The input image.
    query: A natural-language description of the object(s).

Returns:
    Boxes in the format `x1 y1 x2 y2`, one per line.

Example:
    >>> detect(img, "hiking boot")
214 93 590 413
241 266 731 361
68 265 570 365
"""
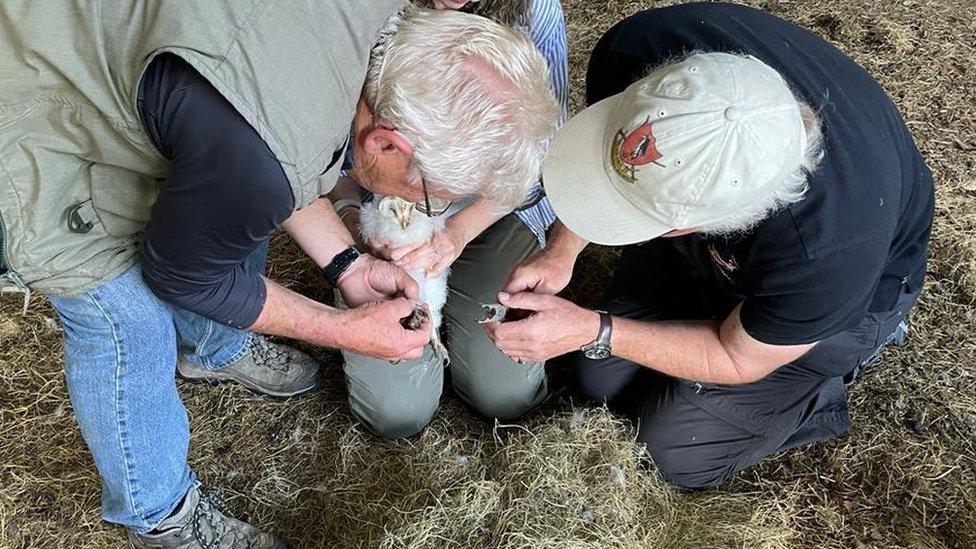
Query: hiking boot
178 334 321 398
128 486 285 548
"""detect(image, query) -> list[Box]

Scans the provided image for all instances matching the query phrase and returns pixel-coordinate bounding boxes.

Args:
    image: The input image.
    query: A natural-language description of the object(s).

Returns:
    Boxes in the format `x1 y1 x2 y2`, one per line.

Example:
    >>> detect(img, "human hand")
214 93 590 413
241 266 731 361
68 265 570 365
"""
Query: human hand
503 246 576 295
336 254 420 307
483 291 600 363
391 226 465 278
333 298 431 361
368 238 422 262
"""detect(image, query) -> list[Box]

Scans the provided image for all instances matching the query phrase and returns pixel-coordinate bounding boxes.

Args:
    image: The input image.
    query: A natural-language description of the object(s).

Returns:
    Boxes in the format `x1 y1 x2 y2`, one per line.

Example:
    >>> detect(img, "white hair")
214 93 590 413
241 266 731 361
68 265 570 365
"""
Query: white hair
364 6 560 210
698 99 825 236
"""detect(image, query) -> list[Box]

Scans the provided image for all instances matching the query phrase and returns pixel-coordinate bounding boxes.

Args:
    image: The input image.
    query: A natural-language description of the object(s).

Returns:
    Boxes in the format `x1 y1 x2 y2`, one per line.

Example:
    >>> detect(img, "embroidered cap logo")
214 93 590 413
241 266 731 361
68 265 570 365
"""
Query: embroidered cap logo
610 116 664 183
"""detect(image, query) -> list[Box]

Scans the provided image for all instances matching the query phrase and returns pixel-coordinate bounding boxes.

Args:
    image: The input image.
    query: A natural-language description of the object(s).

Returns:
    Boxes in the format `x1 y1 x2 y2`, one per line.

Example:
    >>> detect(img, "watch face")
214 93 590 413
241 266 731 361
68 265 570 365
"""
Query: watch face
584 346 611 360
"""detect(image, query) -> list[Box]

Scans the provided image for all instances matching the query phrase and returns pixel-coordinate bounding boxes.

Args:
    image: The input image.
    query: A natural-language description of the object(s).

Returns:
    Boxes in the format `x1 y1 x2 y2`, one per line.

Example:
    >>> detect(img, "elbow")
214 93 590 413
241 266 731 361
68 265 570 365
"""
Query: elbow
709 355 769 385
141 266 263 330
725 368 767 385
141 266 204 312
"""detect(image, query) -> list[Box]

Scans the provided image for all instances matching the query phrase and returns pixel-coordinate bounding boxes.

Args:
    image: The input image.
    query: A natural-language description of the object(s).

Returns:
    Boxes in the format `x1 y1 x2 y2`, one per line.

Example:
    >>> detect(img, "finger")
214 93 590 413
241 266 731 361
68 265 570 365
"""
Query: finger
397 345 425 361
405 257 434 273
390 243 427 261
386 296 419 318
502 268 538 294
395 243 432 265
426 255 451 279
498 340 538 359
516 353 543 364
490 322 530 347
497 290 555 312
497 342 532 360
401 251 435 272
482 322 499 342
392 320 430 356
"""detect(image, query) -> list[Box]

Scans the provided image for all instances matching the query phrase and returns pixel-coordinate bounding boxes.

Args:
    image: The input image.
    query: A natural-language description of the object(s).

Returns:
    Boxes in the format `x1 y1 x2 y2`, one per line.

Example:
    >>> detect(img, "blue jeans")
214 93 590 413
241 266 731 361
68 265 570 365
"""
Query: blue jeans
47 243 266 532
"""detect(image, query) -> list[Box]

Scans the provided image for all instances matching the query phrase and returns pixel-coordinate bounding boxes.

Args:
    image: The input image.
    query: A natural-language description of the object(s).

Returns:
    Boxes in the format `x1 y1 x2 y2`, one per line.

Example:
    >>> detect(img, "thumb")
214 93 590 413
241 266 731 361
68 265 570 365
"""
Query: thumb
391 264 420 300
498 290 553 312
502 266 536 294
386 296 418 318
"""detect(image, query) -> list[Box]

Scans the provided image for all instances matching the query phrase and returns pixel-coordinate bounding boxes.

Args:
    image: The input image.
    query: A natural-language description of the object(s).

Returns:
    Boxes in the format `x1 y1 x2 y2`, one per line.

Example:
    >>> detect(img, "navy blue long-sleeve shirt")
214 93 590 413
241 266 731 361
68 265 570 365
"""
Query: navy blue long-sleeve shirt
138 54 295 328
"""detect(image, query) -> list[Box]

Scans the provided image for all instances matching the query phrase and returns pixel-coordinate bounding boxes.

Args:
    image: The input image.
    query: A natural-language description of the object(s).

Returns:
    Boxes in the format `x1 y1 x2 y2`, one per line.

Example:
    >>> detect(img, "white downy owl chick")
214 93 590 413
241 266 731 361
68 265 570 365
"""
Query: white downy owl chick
359 195 450 364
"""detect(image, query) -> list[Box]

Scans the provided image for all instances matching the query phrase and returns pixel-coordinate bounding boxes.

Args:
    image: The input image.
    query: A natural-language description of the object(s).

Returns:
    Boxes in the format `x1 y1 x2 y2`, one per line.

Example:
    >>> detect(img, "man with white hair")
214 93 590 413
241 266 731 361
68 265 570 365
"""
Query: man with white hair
0 2 556 546
328 3 563 440
486 3 934 489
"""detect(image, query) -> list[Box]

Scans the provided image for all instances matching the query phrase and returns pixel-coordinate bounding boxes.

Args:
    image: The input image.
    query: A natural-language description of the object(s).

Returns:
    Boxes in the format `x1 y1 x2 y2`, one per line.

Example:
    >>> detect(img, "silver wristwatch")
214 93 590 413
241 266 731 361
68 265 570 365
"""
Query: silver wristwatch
581 311 613 360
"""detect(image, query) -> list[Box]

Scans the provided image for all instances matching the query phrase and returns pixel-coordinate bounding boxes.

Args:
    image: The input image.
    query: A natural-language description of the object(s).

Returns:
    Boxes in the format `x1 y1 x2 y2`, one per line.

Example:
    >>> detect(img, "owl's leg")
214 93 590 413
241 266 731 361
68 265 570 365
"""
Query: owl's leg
431 328 450 367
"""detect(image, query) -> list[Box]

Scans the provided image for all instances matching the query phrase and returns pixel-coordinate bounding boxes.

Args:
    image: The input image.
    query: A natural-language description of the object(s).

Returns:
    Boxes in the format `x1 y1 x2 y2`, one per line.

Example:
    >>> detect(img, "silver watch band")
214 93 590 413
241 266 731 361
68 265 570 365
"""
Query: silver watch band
594 311 613 346
581 311 613 359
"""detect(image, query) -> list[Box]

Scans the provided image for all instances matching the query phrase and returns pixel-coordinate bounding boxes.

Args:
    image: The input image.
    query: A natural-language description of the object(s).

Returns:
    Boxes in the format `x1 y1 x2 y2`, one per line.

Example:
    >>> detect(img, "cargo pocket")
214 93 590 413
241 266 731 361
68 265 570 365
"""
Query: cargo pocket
675 380 772 438
88 164 160 238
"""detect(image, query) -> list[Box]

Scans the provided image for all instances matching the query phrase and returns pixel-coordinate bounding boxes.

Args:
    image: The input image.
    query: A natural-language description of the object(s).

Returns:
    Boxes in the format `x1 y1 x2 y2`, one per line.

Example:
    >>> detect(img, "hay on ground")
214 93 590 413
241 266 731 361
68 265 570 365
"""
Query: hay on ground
2 0 975 547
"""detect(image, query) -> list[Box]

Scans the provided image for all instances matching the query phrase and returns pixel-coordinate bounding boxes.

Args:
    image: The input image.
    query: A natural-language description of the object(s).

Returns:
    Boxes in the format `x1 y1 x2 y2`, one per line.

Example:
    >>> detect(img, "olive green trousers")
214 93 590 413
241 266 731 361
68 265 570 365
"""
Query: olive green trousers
340 215 548 439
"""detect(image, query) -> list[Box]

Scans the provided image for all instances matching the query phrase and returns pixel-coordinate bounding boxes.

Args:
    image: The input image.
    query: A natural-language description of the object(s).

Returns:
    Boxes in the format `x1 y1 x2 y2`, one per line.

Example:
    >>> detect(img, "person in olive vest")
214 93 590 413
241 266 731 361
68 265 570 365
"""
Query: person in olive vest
0 3 558 546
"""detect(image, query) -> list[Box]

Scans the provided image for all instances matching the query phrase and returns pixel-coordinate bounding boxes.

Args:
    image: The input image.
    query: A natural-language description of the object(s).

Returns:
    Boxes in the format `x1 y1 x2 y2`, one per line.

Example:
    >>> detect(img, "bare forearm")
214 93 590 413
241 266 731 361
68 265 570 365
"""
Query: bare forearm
448 198 506 245
249 277 343 348
612 317 755 384
546 220 588 258
282 197 355 268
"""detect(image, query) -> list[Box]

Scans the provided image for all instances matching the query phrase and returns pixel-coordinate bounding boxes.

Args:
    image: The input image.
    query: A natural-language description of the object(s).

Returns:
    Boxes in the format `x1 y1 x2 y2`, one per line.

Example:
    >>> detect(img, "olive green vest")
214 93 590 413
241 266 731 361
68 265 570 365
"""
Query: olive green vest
0 0 403 296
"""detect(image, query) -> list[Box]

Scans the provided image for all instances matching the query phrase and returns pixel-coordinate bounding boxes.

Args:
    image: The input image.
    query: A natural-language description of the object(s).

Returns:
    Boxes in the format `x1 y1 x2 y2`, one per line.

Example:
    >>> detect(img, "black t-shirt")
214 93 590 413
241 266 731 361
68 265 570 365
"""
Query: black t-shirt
138 54 295 328
587 3 934 345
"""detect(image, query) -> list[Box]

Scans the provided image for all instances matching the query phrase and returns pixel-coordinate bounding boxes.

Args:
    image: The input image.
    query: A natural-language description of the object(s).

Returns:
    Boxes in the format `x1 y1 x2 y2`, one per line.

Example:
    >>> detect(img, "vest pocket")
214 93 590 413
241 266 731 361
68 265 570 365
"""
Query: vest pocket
88 164 159 238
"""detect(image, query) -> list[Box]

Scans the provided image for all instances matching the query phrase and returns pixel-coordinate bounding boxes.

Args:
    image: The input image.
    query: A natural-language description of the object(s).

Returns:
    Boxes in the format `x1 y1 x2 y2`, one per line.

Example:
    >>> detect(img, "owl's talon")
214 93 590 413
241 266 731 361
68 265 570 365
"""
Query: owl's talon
431 333 450 367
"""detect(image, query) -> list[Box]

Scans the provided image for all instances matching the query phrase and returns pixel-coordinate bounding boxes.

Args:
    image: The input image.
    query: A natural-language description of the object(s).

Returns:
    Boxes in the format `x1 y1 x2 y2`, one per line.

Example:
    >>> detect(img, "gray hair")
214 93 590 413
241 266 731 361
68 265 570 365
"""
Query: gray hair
364 6 560 209
698 99 825 236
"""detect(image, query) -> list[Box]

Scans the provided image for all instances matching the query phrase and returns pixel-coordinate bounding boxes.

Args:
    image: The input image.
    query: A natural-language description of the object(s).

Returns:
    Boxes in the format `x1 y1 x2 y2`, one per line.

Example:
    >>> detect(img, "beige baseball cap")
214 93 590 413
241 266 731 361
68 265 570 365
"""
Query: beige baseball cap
544 52 807 245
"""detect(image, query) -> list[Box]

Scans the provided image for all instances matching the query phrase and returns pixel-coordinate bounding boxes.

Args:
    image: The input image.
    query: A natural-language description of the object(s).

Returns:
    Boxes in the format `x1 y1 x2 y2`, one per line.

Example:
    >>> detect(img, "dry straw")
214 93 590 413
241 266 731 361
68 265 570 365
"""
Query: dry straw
2 0 975 547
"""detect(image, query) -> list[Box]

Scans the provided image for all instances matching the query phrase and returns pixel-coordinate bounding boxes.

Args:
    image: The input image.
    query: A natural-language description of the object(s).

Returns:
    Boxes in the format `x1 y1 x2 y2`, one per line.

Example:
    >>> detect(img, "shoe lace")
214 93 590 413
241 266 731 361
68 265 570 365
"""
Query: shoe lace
192 491 254 548
249 335 291 373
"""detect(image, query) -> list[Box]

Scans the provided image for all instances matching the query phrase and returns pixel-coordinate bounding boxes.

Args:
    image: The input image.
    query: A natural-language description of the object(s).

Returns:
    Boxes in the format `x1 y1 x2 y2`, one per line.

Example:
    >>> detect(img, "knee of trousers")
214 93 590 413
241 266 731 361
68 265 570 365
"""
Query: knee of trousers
652 460 736 492
639 434 739 491
460 375 546 421
357 394 439 441
571 355 633 402
636 405 746 491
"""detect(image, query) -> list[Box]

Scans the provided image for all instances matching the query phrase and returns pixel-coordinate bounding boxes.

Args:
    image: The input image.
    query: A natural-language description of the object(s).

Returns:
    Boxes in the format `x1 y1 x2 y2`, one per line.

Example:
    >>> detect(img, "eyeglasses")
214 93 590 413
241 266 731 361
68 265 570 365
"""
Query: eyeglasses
416 177 453 217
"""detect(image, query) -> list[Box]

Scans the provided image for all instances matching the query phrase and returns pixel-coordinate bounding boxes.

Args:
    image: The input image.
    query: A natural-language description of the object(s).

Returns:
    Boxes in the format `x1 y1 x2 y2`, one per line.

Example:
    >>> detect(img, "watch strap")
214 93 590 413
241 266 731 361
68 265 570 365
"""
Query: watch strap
323 244 363 285
594 311 613 346
581 311 613 358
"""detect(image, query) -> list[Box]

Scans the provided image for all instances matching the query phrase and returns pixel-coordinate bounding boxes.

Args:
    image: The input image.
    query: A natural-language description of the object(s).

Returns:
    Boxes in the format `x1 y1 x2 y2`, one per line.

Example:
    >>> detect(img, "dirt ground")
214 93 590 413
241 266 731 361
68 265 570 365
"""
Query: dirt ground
2 1 975 547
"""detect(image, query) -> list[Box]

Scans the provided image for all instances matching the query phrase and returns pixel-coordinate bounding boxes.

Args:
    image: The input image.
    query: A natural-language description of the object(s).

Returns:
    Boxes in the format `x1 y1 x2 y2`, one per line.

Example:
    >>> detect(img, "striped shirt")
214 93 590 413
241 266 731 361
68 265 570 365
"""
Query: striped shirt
516 0 569 246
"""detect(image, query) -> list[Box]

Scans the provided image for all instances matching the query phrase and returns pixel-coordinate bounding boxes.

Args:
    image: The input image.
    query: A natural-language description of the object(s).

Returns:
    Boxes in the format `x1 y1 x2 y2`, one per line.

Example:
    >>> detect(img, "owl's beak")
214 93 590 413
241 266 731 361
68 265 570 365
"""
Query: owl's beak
394 208 412 230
